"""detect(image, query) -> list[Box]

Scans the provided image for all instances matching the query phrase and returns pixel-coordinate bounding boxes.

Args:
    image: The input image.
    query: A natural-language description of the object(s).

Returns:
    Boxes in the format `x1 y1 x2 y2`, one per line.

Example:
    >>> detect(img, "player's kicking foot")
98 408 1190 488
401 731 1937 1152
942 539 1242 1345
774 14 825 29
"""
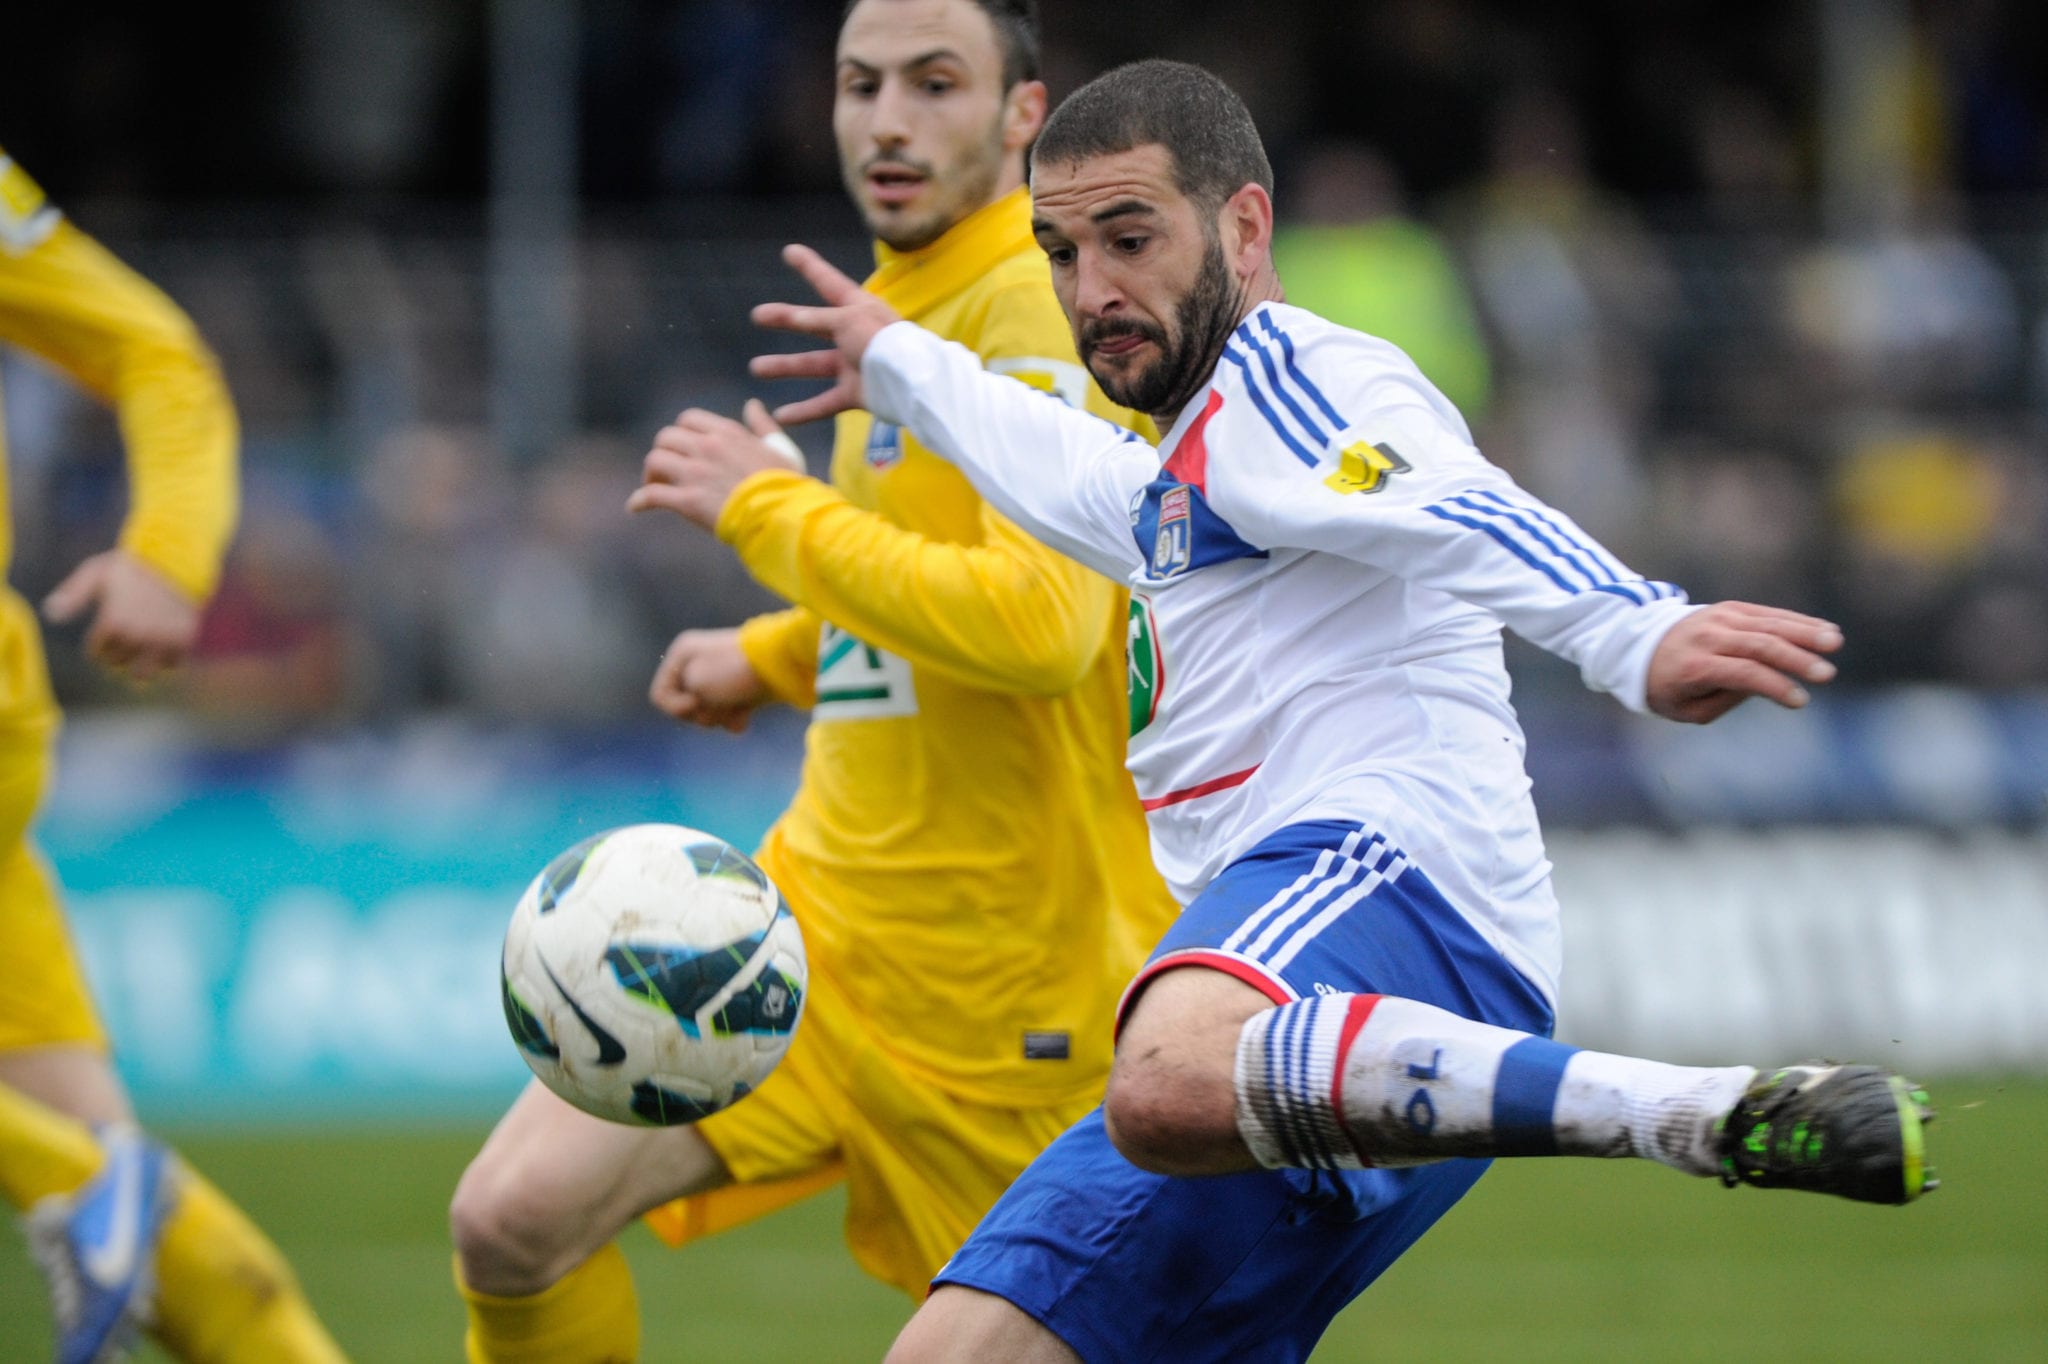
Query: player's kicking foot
1716 1064 1937 1205
25 1125 181 1364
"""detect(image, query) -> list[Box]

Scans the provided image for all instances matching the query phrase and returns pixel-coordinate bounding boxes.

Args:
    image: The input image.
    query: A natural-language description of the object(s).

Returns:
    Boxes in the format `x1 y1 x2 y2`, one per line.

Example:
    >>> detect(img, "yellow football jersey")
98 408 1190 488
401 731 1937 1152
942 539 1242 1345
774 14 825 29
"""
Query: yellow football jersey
716 187 1176 1106
0 147 237 733
0 149 237 1056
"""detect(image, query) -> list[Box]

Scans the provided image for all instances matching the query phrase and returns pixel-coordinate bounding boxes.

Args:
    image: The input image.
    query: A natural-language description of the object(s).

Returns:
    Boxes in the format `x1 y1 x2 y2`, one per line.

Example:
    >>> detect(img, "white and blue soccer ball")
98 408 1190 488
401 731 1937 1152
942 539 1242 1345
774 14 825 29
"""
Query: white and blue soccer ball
499 823 806 1126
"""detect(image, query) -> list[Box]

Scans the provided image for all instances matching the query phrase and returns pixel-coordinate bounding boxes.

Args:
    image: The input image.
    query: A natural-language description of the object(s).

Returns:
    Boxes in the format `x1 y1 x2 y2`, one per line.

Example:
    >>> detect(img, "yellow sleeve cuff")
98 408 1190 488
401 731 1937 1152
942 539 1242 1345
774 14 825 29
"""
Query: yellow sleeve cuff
736 608 818 709
118 523 223 602
715 467 814 546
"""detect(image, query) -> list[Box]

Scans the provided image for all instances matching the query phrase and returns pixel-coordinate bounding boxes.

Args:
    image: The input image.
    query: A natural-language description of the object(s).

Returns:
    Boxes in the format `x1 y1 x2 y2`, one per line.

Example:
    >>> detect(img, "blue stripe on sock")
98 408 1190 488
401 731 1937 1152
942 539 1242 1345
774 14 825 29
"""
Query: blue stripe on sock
1493 1036 1577 1156
1289 999 1320 1168
1262 1007 1295 1166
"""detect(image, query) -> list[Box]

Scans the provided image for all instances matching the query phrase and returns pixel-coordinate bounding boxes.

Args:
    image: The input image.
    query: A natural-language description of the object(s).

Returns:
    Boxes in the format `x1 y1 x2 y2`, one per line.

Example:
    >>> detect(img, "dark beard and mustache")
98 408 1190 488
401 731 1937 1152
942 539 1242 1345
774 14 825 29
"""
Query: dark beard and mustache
1078 235 1244 419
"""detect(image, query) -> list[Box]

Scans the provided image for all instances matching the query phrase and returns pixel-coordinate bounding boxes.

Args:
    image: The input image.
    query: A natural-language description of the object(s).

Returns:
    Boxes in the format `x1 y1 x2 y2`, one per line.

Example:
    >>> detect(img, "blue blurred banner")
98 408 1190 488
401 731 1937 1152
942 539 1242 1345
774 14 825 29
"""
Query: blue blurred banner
45 689 2048 1122
50 716 802 1122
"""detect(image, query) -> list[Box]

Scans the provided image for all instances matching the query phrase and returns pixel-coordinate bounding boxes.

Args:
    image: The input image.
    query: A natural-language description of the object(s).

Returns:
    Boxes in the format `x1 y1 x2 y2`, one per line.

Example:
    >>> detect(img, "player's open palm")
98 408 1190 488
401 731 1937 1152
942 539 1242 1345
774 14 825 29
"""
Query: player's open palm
42 548 202 686
749 244 903 427
650 627 766 734
1644 601 1842 724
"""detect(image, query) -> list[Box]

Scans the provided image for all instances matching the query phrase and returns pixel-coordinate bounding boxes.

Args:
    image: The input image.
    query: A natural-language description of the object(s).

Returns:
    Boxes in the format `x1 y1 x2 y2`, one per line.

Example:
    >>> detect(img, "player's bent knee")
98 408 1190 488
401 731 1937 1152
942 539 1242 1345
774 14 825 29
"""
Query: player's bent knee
449 1158 586 1296
1101 1056 1237 1175
1103 966 1268 1174
1101 1072 1191 1173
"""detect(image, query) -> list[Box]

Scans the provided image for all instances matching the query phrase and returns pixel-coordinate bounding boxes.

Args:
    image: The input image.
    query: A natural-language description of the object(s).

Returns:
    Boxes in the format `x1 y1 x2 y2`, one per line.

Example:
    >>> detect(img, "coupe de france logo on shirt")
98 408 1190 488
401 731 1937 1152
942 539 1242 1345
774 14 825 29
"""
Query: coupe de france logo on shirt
1152 486 1192 577
815 622 917 719
1323 440 1411 496
1127 596 1164 736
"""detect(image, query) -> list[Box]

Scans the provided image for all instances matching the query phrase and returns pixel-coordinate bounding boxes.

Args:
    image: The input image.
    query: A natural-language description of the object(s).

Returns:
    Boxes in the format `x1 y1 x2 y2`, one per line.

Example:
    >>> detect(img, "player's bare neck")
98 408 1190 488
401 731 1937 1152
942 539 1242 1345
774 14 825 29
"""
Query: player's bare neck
991 153 1028 203
1245 268 1285 311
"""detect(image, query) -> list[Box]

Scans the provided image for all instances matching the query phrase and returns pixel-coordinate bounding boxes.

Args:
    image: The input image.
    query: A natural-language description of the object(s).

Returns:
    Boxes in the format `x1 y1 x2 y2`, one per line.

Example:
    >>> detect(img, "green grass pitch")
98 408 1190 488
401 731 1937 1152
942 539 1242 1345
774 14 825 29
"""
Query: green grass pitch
3 1075 2041 1361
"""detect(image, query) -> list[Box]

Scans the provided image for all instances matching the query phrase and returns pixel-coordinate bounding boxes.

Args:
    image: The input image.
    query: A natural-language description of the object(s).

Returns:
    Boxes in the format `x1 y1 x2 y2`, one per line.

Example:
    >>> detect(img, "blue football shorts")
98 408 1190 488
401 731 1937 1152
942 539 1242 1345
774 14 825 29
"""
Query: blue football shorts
933 819 1555 1363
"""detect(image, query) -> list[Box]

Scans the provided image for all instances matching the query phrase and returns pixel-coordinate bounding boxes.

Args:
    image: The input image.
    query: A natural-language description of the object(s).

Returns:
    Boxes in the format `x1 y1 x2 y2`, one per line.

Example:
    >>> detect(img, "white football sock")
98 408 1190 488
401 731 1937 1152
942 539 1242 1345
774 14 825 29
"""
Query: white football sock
1235 993 1754 1176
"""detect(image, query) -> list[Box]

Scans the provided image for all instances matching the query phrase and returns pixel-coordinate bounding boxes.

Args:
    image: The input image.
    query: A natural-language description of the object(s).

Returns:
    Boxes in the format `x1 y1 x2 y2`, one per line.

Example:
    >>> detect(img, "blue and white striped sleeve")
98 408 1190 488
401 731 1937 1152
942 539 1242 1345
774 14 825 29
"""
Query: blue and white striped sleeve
1215 321 1697 712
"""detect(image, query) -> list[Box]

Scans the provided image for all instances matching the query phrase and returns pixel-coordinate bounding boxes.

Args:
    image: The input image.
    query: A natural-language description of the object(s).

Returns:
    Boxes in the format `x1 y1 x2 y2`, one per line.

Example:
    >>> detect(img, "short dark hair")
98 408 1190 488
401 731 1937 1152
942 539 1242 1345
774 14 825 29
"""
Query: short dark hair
840 0 1041 90
1032 60 1274 215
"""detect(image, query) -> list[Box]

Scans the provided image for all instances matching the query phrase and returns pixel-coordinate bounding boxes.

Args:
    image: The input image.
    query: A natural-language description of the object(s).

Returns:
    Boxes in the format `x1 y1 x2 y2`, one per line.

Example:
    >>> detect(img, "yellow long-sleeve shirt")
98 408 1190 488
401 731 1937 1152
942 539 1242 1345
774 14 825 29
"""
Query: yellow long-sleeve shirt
0 149 238 728
716 188 1176 1106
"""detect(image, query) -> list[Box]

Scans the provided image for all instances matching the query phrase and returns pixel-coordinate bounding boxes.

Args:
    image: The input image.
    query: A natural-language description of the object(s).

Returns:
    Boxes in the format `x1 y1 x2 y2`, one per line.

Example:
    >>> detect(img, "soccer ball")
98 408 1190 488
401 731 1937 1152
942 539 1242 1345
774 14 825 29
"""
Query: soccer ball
499 823 806 1126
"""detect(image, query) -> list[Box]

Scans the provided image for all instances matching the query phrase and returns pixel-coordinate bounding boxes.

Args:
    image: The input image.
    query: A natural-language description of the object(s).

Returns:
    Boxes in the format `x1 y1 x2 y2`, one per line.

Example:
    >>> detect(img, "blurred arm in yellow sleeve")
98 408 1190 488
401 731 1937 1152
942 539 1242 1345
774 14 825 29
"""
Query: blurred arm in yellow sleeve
716 465 1112 698
0 154 238 682
735 606 820 708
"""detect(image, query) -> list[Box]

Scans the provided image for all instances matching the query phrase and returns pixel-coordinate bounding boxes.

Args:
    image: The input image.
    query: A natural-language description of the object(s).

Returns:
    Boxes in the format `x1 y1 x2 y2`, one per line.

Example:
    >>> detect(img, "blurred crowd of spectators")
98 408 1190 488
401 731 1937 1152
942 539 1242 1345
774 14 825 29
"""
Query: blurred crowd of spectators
3 0 2047 732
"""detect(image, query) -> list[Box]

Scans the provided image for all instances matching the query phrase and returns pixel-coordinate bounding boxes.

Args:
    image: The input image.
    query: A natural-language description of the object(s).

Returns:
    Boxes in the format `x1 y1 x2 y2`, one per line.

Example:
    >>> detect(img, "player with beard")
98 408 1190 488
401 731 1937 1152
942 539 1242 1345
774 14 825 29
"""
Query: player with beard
741 59 1937 1364
449 4 1175 1360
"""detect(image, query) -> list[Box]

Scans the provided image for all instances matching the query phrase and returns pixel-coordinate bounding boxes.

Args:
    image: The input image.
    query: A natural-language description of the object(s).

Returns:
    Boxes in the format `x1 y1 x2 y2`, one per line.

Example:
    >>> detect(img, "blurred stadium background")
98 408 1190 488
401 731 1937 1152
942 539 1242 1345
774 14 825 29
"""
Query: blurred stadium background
2 0 2045 1358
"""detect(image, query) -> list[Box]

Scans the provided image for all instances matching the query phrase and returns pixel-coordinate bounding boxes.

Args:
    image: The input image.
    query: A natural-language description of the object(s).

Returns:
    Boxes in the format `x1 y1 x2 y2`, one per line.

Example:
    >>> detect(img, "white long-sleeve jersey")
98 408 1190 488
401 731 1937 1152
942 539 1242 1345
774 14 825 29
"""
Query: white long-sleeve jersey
861 302 1697 1002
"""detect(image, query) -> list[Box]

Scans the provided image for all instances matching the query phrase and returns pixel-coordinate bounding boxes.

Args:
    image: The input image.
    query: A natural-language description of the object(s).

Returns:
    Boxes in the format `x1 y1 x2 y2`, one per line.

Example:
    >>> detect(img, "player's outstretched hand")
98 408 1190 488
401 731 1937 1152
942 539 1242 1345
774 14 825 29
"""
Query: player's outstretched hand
628 399 808 531
42 548 202 686
749 244 903 427
649 628 766 734
1644 601 1842 724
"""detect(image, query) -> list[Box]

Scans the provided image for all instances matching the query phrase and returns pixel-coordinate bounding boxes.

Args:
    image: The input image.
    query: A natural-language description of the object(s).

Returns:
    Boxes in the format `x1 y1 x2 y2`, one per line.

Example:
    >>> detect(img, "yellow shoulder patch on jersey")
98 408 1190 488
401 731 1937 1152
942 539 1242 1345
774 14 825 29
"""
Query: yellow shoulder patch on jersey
0 155 62 254
1323 440 1411 495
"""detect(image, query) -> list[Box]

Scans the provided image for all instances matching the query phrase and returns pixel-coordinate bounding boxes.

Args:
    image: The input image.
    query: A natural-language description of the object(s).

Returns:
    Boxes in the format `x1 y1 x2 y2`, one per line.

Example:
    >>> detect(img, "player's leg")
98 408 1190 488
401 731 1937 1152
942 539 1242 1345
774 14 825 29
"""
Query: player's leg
0 859 346 1363
0 1058 122 1208
915 819 1897 1362
1120 964 1759 1173
0 1044 131 1125
450 1079 734 1363
911 1088 1500 1361
1106 822 1935 1204
895 821 1557 1363
452 976 850 1363
0 761 169 1364
453 1080 733 1294
1225 986 1935 1201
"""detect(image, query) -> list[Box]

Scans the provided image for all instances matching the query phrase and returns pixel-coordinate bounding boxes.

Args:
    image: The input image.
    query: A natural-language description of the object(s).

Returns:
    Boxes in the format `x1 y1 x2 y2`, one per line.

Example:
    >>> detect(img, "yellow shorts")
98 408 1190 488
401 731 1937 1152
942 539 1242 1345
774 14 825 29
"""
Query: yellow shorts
0 720 104 1053
642 959 1097 1299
